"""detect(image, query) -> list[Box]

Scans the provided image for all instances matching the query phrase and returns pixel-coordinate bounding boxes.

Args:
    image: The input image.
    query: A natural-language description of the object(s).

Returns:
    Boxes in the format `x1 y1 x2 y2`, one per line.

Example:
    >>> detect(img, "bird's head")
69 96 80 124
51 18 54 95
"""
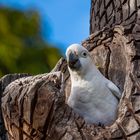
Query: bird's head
66 44 92 74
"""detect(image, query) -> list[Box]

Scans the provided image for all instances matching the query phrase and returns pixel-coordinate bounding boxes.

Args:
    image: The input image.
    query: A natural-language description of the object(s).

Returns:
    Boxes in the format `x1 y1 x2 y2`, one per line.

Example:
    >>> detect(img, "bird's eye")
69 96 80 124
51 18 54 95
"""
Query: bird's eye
81 51 88 58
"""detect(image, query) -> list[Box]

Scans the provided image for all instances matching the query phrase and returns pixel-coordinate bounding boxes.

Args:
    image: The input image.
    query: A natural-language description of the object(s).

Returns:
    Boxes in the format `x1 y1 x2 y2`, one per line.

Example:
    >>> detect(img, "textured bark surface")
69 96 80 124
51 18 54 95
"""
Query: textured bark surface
0 74 30 140
0 0 140 139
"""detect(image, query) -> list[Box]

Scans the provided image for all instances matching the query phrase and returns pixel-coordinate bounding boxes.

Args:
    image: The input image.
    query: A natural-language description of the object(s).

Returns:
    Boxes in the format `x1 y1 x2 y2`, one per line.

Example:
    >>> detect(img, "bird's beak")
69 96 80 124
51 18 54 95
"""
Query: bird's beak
67 52 81 70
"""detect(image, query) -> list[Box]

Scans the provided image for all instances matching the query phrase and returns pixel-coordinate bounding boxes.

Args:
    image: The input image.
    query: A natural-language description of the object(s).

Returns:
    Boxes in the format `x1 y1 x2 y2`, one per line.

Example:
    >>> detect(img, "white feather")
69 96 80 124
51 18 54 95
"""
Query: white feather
66 44 122 125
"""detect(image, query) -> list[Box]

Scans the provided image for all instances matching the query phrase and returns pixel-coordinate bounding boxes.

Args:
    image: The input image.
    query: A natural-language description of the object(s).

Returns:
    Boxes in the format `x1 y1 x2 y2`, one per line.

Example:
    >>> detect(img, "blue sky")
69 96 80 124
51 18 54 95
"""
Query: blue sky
0 0 90 53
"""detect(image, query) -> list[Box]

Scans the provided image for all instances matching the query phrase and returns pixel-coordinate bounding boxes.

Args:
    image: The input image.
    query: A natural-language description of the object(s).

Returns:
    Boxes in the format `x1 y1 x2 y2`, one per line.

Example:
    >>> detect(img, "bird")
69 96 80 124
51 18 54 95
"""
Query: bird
65 43 122 126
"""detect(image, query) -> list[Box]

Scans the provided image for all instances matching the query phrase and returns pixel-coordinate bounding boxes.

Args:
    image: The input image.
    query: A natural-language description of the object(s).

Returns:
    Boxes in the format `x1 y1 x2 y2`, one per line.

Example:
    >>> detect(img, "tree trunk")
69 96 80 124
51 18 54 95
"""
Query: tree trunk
0 0 140 139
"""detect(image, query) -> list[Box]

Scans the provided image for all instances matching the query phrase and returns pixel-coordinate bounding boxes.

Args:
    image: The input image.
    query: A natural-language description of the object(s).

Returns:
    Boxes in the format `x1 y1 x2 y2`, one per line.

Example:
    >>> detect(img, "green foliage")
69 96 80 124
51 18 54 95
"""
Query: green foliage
0 8 61 77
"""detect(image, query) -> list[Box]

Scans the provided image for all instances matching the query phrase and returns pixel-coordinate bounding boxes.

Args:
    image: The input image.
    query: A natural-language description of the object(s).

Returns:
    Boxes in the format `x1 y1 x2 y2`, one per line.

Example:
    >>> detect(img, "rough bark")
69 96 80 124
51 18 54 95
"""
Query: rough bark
0 74 30 140
0 0 140 139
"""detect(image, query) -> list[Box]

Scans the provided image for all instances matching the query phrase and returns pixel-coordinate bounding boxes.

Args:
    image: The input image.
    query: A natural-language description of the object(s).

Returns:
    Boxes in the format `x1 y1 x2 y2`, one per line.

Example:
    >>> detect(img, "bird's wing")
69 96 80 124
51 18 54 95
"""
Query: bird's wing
106 80 122 100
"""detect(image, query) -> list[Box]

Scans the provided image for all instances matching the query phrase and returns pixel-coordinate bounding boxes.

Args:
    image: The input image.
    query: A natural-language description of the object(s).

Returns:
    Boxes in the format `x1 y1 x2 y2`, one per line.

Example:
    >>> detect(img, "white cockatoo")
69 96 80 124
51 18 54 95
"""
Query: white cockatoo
66 44 121 126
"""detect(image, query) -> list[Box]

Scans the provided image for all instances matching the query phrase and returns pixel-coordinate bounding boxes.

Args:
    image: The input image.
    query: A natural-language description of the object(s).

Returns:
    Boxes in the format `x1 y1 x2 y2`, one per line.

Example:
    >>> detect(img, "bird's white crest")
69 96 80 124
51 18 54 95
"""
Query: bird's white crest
66 43 122 126
66 44 96 78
